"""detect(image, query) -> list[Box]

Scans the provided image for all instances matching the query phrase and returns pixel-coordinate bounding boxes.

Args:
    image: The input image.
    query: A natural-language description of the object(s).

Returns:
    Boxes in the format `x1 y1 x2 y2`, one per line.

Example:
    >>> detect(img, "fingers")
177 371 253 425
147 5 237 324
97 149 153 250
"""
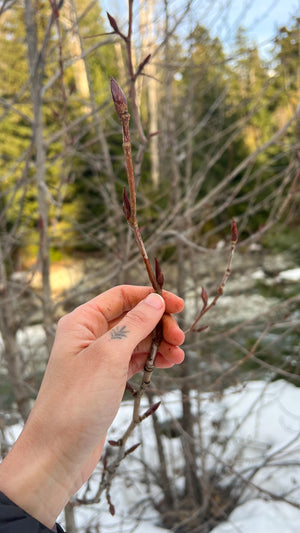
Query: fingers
162 313 185 346
127 312 185 377
78 285 184 325
128 343 185 377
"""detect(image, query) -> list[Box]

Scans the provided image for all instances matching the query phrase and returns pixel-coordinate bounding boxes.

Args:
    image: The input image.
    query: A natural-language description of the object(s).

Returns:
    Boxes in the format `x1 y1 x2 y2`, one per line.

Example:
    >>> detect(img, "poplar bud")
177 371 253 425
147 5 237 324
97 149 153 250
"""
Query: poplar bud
106 12 120 34
136 54 151 77
140 401 161 421
201 286 208 308
108 439 121 447
125 442 141 456
231 218 238 243
122 187 131 220
155 257 164 290
109 503 115 516
110 77 128 119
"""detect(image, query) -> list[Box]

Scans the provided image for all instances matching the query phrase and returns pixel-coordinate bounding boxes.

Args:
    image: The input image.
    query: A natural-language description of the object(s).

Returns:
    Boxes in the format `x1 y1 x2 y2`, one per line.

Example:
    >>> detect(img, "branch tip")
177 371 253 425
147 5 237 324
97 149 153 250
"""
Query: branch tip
136 53 152 77
109 503 115 516
125 442 141 456
140 401 161 421
231 218 238 243
155 257 164 290
201 286 208 308
110 77 128 119
108 439 121 447
106 12 120 34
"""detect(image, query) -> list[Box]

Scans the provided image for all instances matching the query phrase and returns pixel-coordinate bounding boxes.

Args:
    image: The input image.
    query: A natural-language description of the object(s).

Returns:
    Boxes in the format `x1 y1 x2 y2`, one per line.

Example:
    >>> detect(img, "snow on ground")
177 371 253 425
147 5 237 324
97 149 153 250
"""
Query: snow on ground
211 499 300 533
2 380 300 532
276 268 300 282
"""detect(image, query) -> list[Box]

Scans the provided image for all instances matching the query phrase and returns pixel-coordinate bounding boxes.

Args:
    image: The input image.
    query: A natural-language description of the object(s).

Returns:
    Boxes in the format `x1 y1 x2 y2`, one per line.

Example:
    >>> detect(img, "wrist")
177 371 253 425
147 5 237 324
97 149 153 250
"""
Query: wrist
0 423 73 529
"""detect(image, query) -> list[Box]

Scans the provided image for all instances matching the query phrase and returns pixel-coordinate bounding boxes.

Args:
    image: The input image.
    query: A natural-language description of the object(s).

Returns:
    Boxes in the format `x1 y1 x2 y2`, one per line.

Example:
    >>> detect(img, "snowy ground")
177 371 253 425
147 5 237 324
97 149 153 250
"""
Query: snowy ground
2 380 300 531
56 379 300 532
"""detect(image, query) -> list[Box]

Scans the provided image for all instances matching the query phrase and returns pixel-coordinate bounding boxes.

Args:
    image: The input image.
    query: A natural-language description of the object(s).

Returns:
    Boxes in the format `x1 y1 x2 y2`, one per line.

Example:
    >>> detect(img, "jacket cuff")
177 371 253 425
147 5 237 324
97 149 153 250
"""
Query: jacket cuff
0 491 65 532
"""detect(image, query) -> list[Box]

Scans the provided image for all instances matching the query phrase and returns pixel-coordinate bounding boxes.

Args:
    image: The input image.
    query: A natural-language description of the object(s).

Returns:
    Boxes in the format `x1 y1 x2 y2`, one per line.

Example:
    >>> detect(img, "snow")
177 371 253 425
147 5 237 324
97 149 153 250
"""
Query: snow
2 380 300 532
276 268 300 282
211 499 300 533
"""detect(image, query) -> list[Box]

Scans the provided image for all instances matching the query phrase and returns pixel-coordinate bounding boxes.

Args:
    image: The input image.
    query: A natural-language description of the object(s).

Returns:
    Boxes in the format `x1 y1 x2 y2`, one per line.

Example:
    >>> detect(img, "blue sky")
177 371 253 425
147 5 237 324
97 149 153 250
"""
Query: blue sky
228 0 300 44
102 0 300 54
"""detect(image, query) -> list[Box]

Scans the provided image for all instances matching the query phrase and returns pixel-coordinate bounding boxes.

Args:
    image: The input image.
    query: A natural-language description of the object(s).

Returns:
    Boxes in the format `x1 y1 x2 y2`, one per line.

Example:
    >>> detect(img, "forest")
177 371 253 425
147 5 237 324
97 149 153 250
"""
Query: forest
0 0 300 532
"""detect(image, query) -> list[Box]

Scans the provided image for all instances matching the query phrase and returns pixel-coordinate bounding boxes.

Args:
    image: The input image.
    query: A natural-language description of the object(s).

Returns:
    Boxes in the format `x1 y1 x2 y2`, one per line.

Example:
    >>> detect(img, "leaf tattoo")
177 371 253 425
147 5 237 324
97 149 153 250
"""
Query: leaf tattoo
110 325 129 340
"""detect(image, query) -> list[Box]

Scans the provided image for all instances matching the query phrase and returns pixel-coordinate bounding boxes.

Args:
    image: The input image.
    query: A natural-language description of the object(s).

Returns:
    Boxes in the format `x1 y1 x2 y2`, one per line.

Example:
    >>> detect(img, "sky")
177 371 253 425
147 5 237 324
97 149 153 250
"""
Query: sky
224 0 300 52
102 0 300 56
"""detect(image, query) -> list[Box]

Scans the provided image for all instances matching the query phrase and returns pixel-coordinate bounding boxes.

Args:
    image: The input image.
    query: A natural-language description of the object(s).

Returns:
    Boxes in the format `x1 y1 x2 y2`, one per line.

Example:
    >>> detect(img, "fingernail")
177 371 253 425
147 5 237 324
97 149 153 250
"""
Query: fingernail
144 293 164 310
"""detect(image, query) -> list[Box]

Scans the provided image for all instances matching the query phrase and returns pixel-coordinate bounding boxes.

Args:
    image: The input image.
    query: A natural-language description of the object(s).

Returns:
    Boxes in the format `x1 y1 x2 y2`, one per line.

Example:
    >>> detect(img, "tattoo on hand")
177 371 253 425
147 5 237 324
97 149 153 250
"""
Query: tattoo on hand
110 325 129 340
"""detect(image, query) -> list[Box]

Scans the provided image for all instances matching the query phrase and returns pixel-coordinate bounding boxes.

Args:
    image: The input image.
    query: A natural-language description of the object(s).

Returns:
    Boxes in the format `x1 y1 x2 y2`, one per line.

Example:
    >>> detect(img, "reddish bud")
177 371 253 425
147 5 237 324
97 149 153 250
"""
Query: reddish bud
38 215 44 231
149 130 162 138
124 442 141 456
126 380 137 395
107 12 120 34
140 401 161 421
109 503 115 516
231 218 238 243
194 325 209 333
102 451 108 470
155 257 164 290
201 286 208 308
108 439 121 447
136 54 151 76
49 0 59 19
122 188 131 220
110 77 128 119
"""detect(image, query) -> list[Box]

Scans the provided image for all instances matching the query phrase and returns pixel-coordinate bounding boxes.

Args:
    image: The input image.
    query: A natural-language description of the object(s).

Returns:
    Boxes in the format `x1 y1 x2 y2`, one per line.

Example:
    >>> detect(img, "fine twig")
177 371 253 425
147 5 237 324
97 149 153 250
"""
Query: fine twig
185 219 238 334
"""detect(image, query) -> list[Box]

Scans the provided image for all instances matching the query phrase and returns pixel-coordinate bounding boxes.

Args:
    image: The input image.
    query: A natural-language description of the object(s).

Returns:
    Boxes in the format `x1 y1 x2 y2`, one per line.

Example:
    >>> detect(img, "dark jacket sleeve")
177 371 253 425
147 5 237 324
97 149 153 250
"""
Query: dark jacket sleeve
0 492 65 532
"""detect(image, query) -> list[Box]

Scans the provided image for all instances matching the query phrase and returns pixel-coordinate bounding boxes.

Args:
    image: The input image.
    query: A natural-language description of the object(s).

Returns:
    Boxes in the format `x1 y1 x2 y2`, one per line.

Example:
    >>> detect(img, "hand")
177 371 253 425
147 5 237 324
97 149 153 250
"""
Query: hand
0 285 184 528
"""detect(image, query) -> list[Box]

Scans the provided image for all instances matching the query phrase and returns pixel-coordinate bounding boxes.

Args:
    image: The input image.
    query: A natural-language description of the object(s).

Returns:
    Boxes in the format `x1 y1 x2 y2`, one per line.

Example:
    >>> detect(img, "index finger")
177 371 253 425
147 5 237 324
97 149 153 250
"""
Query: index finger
84 285 184 323
71 285 183 337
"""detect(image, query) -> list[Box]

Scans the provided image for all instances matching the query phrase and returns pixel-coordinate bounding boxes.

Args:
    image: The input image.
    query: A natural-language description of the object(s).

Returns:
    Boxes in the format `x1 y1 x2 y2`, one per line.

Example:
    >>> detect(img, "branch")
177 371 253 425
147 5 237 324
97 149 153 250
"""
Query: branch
185 219 238 334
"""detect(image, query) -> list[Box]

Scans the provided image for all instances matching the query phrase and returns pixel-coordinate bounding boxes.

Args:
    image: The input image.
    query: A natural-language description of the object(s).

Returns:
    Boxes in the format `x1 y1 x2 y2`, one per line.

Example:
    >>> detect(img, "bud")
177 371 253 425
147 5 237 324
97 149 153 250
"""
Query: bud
140 401 161 421
107 12 120 34
126 380 136 395
195 325 209 333
108 439 121 447
155 257 164 290
124 442 141 456
122 188 131 220
231 218 238 243
109 503 115 516
136 54 151 76
201 286 208 308
110 77 128 119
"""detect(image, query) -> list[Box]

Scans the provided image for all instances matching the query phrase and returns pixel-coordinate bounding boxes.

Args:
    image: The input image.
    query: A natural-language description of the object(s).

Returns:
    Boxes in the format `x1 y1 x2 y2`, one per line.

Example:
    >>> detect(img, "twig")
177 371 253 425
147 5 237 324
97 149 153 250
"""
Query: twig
82 77 165 512
185 219 238 334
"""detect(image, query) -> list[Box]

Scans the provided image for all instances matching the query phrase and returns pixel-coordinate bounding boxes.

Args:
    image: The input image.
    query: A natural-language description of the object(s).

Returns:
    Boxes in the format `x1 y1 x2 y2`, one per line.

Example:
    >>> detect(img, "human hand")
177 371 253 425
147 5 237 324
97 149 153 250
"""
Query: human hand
0 285 184 528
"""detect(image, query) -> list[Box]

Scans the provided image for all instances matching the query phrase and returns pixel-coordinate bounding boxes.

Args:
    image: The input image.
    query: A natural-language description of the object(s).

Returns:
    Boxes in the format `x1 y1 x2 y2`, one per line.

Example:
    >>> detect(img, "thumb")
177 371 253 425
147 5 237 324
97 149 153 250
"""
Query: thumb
104 292 165 355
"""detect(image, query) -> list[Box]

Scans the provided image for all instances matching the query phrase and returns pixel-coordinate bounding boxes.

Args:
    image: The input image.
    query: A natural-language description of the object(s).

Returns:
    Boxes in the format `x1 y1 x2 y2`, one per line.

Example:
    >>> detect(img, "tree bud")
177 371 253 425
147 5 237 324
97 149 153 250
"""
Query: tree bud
106 12 120 34
231 218 238 243
110 77 128 119
201 286 208 308
125 442 141 456
122 187 131 220
155 257 164 290
140 401 161 421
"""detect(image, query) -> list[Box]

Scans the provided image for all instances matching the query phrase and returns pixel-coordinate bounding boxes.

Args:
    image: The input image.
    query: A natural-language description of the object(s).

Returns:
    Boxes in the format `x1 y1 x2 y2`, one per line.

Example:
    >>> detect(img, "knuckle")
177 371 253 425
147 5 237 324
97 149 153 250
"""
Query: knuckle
57 312 72 331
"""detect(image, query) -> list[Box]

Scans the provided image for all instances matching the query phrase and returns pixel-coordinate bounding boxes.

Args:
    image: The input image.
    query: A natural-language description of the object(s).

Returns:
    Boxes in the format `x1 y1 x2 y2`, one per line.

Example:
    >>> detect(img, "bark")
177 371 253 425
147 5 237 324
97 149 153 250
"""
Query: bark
24 0 53 352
